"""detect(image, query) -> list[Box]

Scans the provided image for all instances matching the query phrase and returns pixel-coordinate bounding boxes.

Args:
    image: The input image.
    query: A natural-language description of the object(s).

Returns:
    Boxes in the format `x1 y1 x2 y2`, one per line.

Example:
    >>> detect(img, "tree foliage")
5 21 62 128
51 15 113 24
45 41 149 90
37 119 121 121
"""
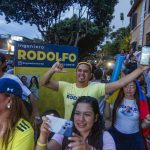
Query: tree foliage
102 27 130 55
0 0 73 37
0 0 118 57
45 14 102 56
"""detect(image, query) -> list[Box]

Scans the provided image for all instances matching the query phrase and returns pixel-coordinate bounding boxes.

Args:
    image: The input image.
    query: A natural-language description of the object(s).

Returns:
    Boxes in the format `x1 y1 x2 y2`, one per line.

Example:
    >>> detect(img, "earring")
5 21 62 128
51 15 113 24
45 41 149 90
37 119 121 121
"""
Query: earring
7 104 11 109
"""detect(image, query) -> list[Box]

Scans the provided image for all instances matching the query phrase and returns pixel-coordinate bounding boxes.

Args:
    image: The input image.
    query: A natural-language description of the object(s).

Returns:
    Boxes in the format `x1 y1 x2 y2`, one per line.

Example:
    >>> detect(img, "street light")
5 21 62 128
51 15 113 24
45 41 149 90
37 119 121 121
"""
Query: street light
120 12 124 25
106 61 114 69
8 39 13 44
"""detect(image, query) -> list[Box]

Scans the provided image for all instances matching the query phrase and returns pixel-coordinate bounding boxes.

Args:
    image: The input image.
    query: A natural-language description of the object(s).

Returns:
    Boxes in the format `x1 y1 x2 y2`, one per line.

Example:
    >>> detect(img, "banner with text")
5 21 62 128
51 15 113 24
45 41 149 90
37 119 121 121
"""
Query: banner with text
14 41 78 68
14 41 78 117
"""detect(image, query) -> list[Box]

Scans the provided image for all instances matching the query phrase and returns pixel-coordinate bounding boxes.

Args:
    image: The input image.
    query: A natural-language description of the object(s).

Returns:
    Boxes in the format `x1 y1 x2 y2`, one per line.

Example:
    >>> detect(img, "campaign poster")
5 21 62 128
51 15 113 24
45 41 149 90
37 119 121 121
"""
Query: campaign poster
14 41 78 117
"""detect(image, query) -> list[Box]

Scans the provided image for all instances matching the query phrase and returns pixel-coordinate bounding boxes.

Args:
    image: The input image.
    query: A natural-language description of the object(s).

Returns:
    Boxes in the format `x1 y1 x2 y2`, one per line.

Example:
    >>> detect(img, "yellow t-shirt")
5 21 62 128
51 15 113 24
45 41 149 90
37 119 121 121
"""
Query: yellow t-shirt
0 118 34 150
59 81 106 119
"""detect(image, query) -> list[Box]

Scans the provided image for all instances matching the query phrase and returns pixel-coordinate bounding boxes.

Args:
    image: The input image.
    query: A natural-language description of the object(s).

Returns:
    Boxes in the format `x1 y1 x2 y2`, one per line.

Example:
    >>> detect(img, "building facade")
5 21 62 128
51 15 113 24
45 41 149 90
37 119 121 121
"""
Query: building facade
128 0 150 50
0 34 33 55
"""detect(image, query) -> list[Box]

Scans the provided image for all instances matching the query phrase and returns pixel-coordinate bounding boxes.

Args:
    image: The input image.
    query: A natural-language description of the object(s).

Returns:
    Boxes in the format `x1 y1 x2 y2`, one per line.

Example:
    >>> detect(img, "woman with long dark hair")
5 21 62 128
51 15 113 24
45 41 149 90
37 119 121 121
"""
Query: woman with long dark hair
29 76 39 98
0 78 34 150
36 96 116 150
106 77 150 150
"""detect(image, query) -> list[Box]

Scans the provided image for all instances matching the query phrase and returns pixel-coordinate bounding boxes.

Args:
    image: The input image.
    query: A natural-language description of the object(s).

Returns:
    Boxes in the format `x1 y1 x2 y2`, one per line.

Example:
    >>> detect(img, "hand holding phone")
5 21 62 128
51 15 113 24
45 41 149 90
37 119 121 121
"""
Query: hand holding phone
46 115 73 137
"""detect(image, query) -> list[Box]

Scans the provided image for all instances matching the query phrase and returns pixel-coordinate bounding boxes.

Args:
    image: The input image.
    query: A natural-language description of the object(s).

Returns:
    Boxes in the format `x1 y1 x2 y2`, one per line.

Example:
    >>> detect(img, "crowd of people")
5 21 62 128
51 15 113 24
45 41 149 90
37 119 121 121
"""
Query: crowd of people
0 48 150 150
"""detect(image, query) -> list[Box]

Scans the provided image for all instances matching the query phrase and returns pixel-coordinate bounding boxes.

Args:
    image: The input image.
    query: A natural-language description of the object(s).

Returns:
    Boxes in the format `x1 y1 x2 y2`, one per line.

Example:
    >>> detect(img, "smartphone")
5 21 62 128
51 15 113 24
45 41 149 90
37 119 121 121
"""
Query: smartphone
140 46 150 65
46 115 73 137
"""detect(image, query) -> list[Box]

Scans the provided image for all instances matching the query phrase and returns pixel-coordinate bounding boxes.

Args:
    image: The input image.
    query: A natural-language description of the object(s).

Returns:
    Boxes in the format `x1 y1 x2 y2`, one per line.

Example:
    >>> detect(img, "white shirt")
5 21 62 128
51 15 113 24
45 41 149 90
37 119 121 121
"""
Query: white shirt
114 98 139 134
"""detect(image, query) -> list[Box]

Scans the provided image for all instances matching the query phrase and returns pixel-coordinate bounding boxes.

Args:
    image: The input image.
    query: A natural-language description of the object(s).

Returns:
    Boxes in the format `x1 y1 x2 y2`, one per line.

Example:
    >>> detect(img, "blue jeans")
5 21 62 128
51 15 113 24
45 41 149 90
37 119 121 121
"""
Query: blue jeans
108 127 145 150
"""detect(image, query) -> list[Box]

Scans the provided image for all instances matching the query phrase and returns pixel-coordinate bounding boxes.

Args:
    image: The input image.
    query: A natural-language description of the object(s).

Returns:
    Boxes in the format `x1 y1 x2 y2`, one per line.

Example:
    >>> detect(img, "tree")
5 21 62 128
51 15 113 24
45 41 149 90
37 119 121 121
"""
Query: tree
102 26 130 55
0 0 118 57
0 0 73 38
45 14 102 57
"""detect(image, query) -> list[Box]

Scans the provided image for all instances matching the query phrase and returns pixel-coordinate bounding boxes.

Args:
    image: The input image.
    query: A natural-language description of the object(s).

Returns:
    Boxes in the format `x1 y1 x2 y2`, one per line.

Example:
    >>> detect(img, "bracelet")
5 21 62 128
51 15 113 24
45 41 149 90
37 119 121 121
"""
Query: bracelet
37 140 47 147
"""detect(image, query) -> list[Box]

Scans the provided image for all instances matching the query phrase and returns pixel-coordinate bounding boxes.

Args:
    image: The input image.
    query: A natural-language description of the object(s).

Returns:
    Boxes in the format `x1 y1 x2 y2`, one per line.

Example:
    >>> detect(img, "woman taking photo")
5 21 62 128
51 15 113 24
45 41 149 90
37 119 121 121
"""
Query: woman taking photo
0 78 34 150
36 96 116 150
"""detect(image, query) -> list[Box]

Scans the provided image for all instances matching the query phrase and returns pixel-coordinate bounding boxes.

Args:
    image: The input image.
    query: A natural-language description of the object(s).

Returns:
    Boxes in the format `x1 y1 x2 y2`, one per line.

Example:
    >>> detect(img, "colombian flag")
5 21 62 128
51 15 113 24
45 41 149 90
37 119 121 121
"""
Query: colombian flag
135 80 150 137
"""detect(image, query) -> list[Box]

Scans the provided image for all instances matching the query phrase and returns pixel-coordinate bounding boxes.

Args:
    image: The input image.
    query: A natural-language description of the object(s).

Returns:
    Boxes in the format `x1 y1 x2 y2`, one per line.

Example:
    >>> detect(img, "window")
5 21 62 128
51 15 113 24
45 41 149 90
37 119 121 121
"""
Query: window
131 41 137 51
149 0 150 13
130 13 137 30
145 0 147 11
144 0 147 17
146 32 150 46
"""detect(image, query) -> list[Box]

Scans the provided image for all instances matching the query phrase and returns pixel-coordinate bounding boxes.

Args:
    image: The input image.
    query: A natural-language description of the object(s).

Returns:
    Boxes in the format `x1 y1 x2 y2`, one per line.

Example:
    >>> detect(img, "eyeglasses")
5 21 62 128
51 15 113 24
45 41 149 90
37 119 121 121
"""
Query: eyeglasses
124 85 136 90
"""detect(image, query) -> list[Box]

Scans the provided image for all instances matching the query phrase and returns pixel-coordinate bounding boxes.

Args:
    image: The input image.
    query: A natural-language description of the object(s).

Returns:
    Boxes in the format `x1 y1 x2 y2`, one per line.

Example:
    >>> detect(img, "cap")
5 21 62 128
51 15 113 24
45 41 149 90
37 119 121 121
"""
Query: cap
76 62 92 72
0 78 22 98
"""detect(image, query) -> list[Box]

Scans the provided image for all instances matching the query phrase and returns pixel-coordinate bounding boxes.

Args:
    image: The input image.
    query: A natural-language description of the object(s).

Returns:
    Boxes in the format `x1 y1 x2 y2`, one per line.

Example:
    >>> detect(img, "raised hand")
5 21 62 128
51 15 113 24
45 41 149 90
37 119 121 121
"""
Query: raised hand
144 114 150 125
139 65 150 72
51 59 66 73
67 133 92 150
40 116 51 139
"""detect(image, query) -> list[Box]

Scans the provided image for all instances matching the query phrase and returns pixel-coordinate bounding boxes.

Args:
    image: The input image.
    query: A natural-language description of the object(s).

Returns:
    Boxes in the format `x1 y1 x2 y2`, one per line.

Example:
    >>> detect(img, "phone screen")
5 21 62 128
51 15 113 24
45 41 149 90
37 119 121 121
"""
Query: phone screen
46 115 73 137
140 46 150 65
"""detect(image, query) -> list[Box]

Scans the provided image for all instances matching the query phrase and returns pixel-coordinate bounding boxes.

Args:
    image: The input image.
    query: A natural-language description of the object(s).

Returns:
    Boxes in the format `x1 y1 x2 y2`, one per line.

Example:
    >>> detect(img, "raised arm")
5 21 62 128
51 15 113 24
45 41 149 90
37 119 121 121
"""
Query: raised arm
40 61 65 91
105 65 150 94
104 102 112 129
141 114 150 129
28 93 39 116
35 117 61 150
36 117 51 150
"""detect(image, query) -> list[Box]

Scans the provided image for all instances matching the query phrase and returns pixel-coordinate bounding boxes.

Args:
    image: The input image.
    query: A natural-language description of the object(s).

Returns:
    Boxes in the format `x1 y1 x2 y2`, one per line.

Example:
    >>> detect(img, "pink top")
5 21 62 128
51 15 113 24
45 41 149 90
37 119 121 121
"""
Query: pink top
52 131 116 150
